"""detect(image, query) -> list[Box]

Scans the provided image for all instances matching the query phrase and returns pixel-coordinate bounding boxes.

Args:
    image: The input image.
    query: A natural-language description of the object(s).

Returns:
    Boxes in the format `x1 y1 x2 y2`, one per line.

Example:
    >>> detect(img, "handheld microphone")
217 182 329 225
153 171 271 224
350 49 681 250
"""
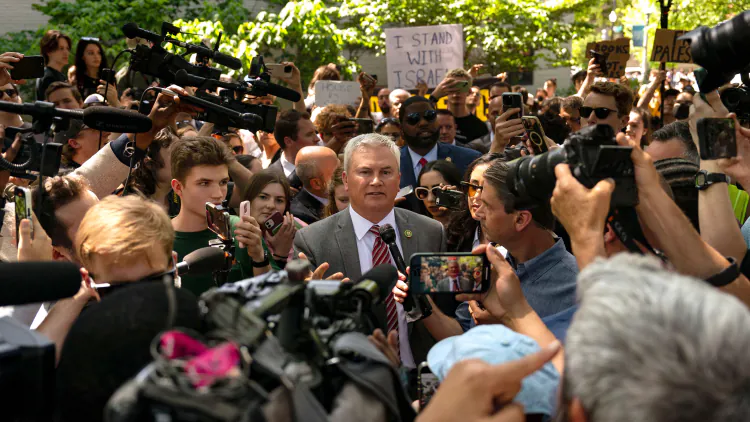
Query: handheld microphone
122 22 163 44
245 78 302 103
82 106 153 133
379 224 407 274
0 262 82 306
176 247 227 276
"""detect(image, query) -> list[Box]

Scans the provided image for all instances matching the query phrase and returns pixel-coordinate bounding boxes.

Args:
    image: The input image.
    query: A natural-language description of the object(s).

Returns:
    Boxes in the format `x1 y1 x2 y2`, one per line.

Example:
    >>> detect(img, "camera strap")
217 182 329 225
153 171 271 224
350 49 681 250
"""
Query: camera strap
607 207 662 258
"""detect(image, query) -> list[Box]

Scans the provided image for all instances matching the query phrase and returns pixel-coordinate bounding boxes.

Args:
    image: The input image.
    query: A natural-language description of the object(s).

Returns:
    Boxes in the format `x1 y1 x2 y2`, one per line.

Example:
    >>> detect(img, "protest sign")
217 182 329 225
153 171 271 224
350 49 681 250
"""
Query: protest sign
651 29 693 63
314 81 362 108
586 38 631 78
385 24 464 90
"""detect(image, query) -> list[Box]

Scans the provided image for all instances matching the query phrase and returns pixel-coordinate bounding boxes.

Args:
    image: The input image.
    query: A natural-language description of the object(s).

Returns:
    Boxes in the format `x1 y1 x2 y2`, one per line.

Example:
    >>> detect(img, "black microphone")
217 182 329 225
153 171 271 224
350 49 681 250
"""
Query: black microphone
357 264 399 307
0 100 82 121
82 106 153 133
379 224 407 274
159 87 264 129
246 78 302 102
166 40 242 70
0 262 82 306
174 69 238 91
176 247 226 276
122 22 163 44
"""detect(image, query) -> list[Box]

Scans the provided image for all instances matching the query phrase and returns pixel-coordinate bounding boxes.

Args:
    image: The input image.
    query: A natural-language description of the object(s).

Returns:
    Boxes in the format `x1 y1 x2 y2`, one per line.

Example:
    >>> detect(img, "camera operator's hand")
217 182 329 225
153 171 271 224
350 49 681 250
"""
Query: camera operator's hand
235 215 265 262
491 108 524 153
275 62 302 87
415 341 562 422
149 85 201 132
467 64 485 79
0 129 21 193
265 212 296 260
616 131 662 197
551 163 613 270
17 217 53 262
0 52 25 86
368 328 400 368
96 80 120 108
431 77 460 100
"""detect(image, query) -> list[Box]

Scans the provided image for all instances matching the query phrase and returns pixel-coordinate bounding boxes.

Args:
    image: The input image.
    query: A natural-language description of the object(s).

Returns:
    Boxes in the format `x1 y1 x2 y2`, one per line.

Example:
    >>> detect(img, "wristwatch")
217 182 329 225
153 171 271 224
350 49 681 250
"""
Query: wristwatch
695 170 730 190
706 256 740 287
252 250 270 268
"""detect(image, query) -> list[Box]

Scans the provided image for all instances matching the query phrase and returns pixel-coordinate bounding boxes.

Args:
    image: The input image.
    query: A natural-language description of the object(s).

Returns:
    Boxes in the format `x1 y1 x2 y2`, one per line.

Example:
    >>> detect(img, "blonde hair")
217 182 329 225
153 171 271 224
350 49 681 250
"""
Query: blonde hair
76 195 174 269
447 68 472 85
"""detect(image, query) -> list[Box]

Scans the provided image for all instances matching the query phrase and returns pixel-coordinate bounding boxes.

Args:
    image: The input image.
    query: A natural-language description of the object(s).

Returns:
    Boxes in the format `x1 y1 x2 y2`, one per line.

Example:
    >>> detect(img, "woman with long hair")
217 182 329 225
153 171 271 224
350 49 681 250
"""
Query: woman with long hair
323 165 349 218
626 107 652 148
416 160 462 227
74 38 108 100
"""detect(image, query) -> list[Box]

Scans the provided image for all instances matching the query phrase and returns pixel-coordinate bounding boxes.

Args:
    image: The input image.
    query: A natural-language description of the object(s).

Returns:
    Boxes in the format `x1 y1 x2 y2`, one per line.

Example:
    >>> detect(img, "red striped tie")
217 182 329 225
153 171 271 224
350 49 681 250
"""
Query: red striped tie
369 225 400 345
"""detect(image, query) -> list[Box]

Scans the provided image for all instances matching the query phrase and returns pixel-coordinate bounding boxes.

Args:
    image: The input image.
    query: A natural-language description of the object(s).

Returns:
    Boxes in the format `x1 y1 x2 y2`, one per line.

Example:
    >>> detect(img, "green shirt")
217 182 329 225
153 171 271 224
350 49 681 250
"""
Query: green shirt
173 215 251 297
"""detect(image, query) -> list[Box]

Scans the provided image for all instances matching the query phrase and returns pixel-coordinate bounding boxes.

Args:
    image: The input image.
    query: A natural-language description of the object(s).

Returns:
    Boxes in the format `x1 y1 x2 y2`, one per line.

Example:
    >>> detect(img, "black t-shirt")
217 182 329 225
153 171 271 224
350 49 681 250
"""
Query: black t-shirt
36 66 67 101
455 113 489 143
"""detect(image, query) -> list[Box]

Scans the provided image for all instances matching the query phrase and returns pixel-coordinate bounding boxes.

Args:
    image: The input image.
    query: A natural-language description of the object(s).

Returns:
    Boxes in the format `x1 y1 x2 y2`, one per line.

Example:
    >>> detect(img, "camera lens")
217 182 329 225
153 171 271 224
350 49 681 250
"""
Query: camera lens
507 148 566 209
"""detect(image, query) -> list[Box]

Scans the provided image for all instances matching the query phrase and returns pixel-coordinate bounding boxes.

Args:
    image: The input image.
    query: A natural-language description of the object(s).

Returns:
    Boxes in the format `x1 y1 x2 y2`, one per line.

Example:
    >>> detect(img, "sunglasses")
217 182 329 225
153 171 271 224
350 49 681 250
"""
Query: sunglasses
406 109 438 125
415 186 441 200
579 107 617 119
80 37 100 42
460 181 483 197
1 88 18 98
232 146 244 154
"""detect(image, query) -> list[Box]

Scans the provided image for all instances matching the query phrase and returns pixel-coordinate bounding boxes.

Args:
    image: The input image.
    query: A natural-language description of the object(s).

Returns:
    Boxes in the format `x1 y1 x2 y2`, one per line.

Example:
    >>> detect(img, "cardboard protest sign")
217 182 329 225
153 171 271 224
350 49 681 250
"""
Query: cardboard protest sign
586 38 631 78
385 24 464 90
650 29 693 63
314 81 362 108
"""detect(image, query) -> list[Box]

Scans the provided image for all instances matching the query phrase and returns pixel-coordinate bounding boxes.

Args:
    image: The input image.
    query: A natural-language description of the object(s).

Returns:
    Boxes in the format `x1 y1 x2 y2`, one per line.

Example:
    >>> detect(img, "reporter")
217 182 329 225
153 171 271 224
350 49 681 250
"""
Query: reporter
416 160 462 227
73 37 108 100
0 82 24 128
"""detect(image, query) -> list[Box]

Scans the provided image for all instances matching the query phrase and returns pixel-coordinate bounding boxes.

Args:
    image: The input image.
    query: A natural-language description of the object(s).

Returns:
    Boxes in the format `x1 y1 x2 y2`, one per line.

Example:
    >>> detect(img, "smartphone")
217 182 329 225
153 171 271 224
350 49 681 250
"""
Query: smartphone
396 185 413 200
14 187 33 241
266 63 293 79
435 189 464 210
238 201 251 248
522 116 548 155
453 80 470 93
418 362 439 410
262 211 284 235
10 55 44 80
590 50 608 74
348 118 374 135
206 203 232 241
501 92 523 118
100 68 117 85
409 253 491 294
697 117 736 160
694 67 708 101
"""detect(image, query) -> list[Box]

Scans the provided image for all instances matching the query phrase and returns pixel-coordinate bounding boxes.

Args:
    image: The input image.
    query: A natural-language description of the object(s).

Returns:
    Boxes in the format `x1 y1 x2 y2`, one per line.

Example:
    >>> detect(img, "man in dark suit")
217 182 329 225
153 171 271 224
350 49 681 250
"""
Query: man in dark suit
294 133 446 367
398 96 482 213
268 110 318 192
290 146 340 224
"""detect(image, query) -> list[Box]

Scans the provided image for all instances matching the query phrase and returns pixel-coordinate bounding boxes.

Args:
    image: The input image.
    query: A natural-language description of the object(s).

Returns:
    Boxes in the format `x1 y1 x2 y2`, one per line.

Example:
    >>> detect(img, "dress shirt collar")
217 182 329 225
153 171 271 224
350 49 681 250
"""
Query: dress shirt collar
279 152 295 177
408 143 439 170
349 206 397 241
306 189 329 206
507 238 567 281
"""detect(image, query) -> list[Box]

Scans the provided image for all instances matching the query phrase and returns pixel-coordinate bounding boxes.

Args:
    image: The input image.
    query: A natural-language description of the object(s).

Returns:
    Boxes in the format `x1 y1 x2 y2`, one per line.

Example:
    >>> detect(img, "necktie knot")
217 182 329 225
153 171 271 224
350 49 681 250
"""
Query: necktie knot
369 225 381 237
418 157 428 167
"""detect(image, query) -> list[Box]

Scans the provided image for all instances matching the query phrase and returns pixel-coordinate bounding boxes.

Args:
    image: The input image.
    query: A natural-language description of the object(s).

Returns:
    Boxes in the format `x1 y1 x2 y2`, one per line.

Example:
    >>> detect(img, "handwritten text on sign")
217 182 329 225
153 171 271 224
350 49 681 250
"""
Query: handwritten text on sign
586 38 631 79
385 24 464 90
651 29 692 63
314 81 362 108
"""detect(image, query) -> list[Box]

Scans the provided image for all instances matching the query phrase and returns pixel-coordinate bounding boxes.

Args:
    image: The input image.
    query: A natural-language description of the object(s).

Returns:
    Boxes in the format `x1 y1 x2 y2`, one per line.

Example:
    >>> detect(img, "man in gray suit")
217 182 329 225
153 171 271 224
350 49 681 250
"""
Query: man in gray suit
294 133 446 368
436 260 472 292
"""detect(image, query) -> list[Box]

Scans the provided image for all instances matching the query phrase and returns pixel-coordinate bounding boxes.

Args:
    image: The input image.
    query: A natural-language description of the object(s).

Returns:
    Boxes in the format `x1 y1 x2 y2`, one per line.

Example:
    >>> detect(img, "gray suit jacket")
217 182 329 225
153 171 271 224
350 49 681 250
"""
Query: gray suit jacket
437 276 471 292
293 207 446 363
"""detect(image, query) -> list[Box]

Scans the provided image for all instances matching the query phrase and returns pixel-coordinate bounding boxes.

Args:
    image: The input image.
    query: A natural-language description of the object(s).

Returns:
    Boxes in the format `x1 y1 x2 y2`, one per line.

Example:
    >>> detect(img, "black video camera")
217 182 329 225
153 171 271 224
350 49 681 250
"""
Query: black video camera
721 79 750 126
507 124 636 209
2 127 62 178
192 89 277 133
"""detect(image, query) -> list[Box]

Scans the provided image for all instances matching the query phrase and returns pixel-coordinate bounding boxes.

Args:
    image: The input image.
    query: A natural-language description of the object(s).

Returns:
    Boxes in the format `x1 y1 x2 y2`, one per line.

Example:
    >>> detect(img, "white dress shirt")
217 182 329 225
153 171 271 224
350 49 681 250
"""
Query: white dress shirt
408 144 439 181
279 152 296 177
349 206 416 368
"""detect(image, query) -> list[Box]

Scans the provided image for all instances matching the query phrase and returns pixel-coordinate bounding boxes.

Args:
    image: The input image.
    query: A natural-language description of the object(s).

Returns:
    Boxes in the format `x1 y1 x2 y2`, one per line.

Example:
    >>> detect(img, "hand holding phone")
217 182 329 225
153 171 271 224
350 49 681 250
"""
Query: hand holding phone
9 55 44 81
589 50 607 76
238 201 251 247
409 253 490 294
435 189 464 210
418 362 440 410
266 63 293 79
698 117 737 160
14 187 33 243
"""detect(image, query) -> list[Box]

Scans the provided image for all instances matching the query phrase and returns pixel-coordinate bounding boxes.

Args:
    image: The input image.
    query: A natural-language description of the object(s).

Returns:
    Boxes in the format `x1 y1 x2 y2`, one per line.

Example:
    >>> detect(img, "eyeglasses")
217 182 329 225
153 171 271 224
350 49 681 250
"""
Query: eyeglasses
405 109 438 125
460 181 483 197
579 107 617 119
1 88 18 98
415 186 441 200
232 146 244 154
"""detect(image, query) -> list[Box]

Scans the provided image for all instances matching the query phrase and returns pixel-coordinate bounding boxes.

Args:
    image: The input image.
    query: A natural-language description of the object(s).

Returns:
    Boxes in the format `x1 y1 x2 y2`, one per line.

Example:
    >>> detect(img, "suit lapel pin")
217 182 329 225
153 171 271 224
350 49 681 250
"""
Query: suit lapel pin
404 230 413 238
446 157 452 162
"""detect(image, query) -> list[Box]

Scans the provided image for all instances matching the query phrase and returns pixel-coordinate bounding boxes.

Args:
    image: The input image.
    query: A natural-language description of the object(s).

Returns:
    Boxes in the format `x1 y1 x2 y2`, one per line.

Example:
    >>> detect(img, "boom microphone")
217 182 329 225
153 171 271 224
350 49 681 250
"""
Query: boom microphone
176 247 227 276
122 22 163 44
0 100 82 121
82 107 153 133
0 262 82 306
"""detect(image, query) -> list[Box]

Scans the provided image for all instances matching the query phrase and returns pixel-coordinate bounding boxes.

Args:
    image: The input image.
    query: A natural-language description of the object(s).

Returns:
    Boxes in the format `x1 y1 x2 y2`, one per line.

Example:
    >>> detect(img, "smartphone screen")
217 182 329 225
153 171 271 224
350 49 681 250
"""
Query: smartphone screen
14 187 33 240
205 203 231 240
409 253 490 294
418 362 439 409
698 118 737 160
10 56 45 80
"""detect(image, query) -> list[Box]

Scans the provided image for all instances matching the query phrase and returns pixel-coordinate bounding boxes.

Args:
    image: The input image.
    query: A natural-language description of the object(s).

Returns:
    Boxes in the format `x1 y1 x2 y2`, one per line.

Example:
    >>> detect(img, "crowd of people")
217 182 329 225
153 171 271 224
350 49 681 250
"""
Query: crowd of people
2 23 750 422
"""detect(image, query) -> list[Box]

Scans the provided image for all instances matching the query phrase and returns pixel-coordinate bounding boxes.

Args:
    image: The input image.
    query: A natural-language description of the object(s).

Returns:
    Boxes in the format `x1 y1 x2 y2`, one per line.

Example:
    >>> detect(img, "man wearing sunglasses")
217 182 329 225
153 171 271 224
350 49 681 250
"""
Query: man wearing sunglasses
397 96 481 213
580 82 634 134
0 83 24 129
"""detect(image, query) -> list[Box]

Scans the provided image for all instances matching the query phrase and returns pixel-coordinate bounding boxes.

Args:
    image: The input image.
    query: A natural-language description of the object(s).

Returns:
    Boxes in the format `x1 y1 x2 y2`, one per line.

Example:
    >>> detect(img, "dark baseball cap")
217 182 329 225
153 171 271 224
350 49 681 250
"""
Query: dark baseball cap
54 120 90 144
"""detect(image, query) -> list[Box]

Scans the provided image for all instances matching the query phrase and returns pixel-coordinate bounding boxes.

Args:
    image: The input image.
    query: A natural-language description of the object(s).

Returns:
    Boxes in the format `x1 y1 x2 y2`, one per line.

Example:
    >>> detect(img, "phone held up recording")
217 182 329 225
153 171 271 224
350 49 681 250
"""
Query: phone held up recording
418 362 439 410
409 253 491 295
206 203 232 241
697 117 737 160
14 187 33 240
502 93 525 145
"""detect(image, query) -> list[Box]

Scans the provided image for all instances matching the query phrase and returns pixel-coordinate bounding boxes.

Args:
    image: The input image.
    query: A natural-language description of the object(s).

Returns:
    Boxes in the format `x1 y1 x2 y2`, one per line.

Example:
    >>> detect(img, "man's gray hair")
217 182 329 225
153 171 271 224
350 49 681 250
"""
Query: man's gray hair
563 253 750 422
343 133 400 172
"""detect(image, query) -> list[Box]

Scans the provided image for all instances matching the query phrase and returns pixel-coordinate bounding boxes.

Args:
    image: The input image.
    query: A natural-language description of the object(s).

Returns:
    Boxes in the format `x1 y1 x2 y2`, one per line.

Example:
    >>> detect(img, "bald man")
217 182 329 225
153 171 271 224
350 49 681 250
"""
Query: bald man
390 89 411 120
291 146 341 224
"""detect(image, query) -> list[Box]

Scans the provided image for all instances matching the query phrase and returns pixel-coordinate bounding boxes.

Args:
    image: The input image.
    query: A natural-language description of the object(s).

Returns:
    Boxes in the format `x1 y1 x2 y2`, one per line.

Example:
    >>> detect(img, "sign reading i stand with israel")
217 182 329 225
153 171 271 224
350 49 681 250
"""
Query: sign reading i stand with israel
385 24 465 91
